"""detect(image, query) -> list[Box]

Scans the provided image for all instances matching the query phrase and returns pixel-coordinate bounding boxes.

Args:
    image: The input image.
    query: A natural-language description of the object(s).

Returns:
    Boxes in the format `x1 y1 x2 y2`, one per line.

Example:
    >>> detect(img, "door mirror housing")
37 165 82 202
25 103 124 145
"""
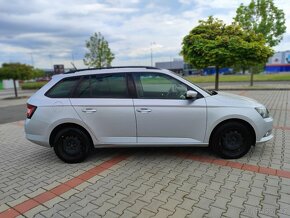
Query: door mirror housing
186 90 197 99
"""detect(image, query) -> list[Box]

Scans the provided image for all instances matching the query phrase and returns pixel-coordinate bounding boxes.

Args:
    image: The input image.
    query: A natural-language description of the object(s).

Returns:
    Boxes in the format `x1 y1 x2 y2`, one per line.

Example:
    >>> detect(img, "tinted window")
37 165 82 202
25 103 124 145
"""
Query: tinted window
74 76 90 98
74 73 128 98
133 73 188 99
46 77 79 98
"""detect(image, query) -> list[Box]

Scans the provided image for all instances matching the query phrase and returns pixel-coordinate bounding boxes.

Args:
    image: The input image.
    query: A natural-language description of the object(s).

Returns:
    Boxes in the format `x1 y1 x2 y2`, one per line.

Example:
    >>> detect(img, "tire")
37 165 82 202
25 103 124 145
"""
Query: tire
210 121 253 159
53 127 91 163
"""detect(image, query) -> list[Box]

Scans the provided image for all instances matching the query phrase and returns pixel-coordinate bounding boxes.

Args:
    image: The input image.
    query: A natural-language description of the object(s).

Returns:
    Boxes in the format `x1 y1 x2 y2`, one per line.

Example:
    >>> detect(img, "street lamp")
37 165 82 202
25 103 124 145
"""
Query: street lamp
29 53 34 66
150 42 155 67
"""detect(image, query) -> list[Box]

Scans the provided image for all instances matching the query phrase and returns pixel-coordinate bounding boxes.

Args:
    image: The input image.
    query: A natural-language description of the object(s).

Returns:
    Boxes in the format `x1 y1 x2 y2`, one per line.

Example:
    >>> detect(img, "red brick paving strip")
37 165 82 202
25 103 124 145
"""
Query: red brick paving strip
177 153 290 179
7 152 288 217
0 154 129 218
238 91 248 96
273 126 290 131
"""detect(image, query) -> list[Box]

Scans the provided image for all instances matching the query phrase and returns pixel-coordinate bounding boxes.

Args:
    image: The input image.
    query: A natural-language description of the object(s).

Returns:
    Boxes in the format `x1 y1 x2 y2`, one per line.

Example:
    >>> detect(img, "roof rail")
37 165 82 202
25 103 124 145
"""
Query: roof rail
64 66 160 74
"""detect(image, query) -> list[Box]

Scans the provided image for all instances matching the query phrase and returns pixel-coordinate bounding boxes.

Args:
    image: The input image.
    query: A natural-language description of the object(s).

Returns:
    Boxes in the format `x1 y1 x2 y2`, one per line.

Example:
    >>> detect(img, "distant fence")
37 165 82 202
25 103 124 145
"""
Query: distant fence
265 64 290 73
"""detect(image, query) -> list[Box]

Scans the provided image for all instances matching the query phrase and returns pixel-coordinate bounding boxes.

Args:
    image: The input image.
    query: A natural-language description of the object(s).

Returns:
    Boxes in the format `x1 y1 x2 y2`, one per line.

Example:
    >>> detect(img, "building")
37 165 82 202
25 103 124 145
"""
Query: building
155 59 231 75
156 51 290 75
266 51 290 73
155 59 184 75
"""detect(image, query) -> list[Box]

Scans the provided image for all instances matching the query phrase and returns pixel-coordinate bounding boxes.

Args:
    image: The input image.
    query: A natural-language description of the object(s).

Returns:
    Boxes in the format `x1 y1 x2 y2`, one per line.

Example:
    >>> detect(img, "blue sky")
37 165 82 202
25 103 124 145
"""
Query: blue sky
0 0 289 69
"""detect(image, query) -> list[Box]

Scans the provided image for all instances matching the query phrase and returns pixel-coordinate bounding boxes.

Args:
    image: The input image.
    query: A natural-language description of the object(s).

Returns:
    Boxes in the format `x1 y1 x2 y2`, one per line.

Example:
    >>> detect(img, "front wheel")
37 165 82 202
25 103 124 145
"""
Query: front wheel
210 122 253 159
53 127 91 163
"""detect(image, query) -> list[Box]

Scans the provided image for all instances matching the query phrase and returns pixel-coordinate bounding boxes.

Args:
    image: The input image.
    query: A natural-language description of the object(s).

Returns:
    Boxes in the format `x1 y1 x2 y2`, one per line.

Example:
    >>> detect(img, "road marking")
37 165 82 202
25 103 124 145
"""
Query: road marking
177 153 290 178
0 154 129 218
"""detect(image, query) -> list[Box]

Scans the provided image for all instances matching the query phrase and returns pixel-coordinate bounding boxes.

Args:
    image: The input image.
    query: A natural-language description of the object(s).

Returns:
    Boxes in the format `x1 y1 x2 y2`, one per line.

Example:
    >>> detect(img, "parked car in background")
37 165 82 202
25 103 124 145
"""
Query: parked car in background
25 67 273 163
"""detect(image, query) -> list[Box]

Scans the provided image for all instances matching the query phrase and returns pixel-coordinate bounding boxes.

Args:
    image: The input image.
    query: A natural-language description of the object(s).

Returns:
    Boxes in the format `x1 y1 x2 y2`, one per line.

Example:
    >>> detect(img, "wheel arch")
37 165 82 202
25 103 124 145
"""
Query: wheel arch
49 123 94 147
209 118 256 146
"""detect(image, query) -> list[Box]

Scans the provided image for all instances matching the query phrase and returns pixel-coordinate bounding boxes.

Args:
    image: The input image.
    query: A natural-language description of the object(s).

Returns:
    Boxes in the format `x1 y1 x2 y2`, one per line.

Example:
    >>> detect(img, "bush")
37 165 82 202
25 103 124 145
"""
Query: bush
21 82 47 90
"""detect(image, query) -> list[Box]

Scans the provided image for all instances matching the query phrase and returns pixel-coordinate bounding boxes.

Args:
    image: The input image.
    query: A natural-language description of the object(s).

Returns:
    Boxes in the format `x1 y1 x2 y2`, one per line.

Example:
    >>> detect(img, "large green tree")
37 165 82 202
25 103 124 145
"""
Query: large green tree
83 32 115 68
0 63 44 98
234 0 286 85
180 16 273 90
234 0 286 47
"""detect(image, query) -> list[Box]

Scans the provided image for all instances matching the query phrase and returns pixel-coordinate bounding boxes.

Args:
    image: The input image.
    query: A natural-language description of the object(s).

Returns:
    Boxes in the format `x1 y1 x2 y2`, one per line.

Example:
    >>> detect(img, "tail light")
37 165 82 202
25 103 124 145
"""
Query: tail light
27 104 37 119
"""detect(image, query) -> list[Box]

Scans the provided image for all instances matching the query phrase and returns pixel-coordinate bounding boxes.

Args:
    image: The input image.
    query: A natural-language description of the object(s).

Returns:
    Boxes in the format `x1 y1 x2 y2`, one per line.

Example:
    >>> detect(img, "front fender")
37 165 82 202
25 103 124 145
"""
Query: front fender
204 107 259 143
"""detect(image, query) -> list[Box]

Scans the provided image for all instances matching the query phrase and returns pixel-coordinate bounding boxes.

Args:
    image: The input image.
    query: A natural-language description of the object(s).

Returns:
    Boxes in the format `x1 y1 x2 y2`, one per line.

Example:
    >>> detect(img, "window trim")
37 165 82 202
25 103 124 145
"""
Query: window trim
127 73 137 98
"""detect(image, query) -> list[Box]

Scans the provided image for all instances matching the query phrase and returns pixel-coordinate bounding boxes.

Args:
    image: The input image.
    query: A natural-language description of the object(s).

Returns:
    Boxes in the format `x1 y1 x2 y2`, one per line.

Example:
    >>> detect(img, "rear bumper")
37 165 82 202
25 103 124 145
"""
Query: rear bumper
25 119 50 147
26 133 50 147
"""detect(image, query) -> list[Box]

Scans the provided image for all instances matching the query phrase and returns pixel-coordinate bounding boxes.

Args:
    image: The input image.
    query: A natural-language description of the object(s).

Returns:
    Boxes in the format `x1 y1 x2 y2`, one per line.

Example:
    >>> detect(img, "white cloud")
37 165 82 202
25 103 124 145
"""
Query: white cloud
0 0 289 68
179 0 193 5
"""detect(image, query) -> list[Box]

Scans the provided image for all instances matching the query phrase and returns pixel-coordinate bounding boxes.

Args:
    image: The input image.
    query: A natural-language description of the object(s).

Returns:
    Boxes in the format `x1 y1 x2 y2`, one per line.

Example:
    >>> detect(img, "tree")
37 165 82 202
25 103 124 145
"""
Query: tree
83 32 115 68
234 0 286 47
234 0 286 85
32 69 45 78
180 16 273 90
0 63 43 98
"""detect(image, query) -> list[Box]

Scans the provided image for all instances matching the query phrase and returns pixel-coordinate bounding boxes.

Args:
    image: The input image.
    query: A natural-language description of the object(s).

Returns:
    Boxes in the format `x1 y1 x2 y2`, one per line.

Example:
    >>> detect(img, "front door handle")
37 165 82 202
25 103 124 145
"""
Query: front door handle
136 108 152 113
82 108 97 113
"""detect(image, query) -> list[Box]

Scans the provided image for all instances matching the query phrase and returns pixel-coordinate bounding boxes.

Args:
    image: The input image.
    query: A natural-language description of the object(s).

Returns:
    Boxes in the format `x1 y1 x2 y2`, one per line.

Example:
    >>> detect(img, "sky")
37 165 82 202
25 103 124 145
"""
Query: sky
0 0 289 69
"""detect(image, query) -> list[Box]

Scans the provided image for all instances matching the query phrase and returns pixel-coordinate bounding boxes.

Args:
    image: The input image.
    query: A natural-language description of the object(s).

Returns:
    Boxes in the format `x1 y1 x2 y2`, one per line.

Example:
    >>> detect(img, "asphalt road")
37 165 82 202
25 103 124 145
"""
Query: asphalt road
0 104 26 124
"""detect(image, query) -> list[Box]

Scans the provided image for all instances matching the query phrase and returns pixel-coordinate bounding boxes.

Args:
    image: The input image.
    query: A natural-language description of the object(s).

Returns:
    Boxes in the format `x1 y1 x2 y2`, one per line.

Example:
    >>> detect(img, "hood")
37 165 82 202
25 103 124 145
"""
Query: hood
206 91 264 108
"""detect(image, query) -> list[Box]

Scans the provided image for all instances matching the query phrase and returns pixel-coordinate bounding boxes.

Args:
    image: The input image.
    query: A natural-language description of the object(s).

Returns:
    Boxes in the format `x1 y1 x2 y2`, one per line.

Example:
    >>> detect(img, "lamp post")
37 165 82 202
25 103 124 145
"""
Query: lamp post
150 42 155 67
30 53 34 66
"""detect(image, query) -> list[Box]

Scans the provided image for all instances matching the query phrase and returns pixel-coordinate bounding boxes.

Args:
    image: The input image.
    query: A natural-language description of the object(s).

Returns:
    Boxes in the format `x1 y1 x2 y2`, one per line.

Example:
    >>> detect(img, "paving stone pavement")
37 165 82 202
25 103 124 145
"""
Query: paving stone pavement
0 90 290 218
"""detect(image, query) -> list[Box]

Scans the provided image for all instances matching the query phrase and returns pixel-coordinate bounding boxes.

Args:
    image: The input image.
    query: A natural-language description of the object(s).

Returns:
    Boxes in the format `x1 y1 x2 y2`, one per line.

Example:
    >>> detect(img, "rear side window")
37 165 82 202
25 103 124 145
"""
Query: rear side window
46 77 79 98
73 73 129 98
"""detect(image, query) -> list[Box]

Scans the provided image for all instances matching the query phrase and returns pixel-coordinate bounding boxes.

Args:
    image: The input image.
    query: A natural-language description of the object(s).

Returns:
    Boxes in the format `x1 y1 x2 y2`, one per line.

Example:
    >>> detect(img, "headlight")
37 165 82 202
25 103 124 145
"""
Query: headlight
255 107 270 118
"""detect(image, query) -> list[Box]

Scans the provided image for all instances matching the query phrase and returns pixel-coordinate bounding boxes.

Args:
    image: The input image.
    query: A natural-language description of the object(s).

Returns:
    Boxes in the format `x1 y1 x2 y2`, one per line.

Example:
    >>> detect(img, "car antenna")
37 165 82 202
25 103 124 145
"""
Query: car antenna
71 62 77 70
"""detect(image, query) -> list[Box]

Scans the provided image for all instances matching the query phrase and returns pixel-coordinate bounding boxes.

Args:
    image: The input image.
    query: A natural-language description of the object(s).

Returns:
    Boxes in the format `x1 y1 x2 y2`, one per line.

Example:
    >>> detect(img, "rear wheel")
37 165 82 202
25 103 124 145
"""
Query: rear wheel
210 122 253 159
53 127 91 163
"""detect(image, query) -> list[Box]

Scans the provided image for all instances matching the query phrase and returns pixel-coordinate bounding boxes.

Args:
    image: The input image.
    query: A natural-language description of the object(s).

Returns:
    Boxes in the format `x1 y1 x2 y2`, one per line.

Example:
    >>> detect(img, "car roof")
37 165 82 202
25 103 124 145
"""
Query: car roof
52 66 169 79
65 66 160 74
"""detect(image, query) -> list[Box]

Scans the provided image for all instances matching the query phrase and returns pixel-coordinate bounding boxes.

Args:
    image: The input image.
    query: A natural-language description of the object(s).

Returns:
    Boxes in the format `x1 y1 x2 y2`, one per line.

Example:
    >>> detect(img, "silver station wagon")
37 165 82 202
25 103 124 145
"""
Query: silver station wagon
25 67 273 163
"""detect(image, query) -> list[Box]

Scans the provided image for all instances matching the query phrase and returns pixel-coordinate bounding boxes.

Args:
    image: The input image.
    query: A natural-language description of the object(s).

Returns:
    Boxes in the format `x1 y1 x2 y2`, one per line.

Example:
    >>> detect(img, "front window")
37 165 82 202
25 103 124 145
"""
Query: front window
133 72 189 99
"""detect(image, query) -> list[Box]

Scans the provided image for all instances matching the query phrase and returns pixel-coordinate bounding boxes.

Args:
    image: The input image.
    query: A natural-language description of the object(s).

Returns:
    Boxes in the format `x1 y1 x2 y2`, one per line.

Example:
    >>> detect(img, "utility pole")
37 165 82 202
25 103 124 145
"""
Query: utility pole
150 42 155 67
30 53 34 66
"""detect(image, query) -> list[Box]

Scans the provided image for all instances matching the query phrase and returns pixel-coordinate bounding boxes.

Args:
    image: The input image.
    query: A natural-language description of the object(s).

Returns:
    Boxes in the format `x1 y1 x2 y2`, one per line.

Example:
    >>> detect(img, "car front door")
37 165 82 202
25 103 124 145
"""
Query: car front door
132 72 207 145
70 73 136 144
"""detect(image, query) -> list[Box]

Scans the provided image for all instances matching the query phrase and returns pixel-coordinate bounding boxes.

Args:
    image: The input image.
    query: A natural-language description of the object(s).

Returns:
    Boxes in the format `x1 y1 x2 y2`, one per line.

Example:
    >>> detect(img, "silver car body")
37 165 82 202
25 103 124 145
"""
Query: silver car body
25 68 273 148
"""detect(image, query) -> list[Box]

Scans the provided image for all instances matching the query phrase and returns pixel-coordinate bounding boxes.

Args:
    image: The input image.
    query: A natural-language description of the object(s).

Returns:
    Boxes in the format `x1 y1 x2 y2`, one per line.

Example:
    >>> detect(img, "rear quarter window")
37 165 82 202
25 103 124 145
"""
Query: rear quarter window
45 77 79 98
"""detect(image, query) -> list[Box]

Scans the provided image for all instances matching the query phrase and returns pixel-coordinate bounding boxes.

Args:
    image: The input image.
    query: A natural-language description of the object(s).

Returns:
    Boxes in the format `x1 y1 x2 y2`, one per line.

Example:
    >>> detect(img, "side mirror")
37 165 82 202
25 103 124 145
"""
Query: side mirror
186 90 197 99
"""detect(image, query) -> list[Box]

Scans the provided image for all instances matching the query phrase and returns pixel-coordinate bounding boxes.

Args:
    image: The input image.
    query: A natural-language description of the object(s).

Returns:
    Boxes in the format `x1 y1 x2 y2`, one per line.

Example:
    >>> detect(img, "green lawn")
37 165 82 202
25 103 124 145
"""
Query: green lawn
21 81 48 90
185 73 290 83
0 80 3 90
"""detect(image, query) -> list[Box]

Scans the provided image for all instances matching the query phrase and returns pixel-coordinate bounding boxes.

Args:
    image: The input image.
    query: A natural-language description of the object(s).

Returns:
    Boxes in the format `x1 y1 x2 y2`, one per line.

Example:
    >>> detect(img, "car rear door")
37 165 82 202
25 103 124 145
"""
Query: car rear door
132 72 207 145
70 73 136 145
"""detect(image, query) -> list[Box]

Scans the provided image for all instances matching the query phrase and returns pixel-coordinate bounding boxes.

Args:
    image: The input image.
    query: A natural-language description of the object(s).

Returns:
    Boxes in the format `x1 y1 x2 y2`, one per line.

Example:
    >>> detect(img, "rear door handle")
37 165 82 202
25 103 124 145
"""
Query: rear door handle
82 108 97 113
136 108 152 113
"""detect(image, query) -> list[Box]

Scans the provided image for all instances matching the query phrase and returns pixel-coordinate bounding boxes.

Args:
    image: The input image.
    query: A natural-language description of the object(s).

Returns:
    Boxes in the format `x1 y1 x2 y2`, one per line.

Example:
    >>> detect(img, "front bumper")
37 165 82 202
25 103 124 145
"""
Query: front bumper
256 134 273 144
255 117 273 144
